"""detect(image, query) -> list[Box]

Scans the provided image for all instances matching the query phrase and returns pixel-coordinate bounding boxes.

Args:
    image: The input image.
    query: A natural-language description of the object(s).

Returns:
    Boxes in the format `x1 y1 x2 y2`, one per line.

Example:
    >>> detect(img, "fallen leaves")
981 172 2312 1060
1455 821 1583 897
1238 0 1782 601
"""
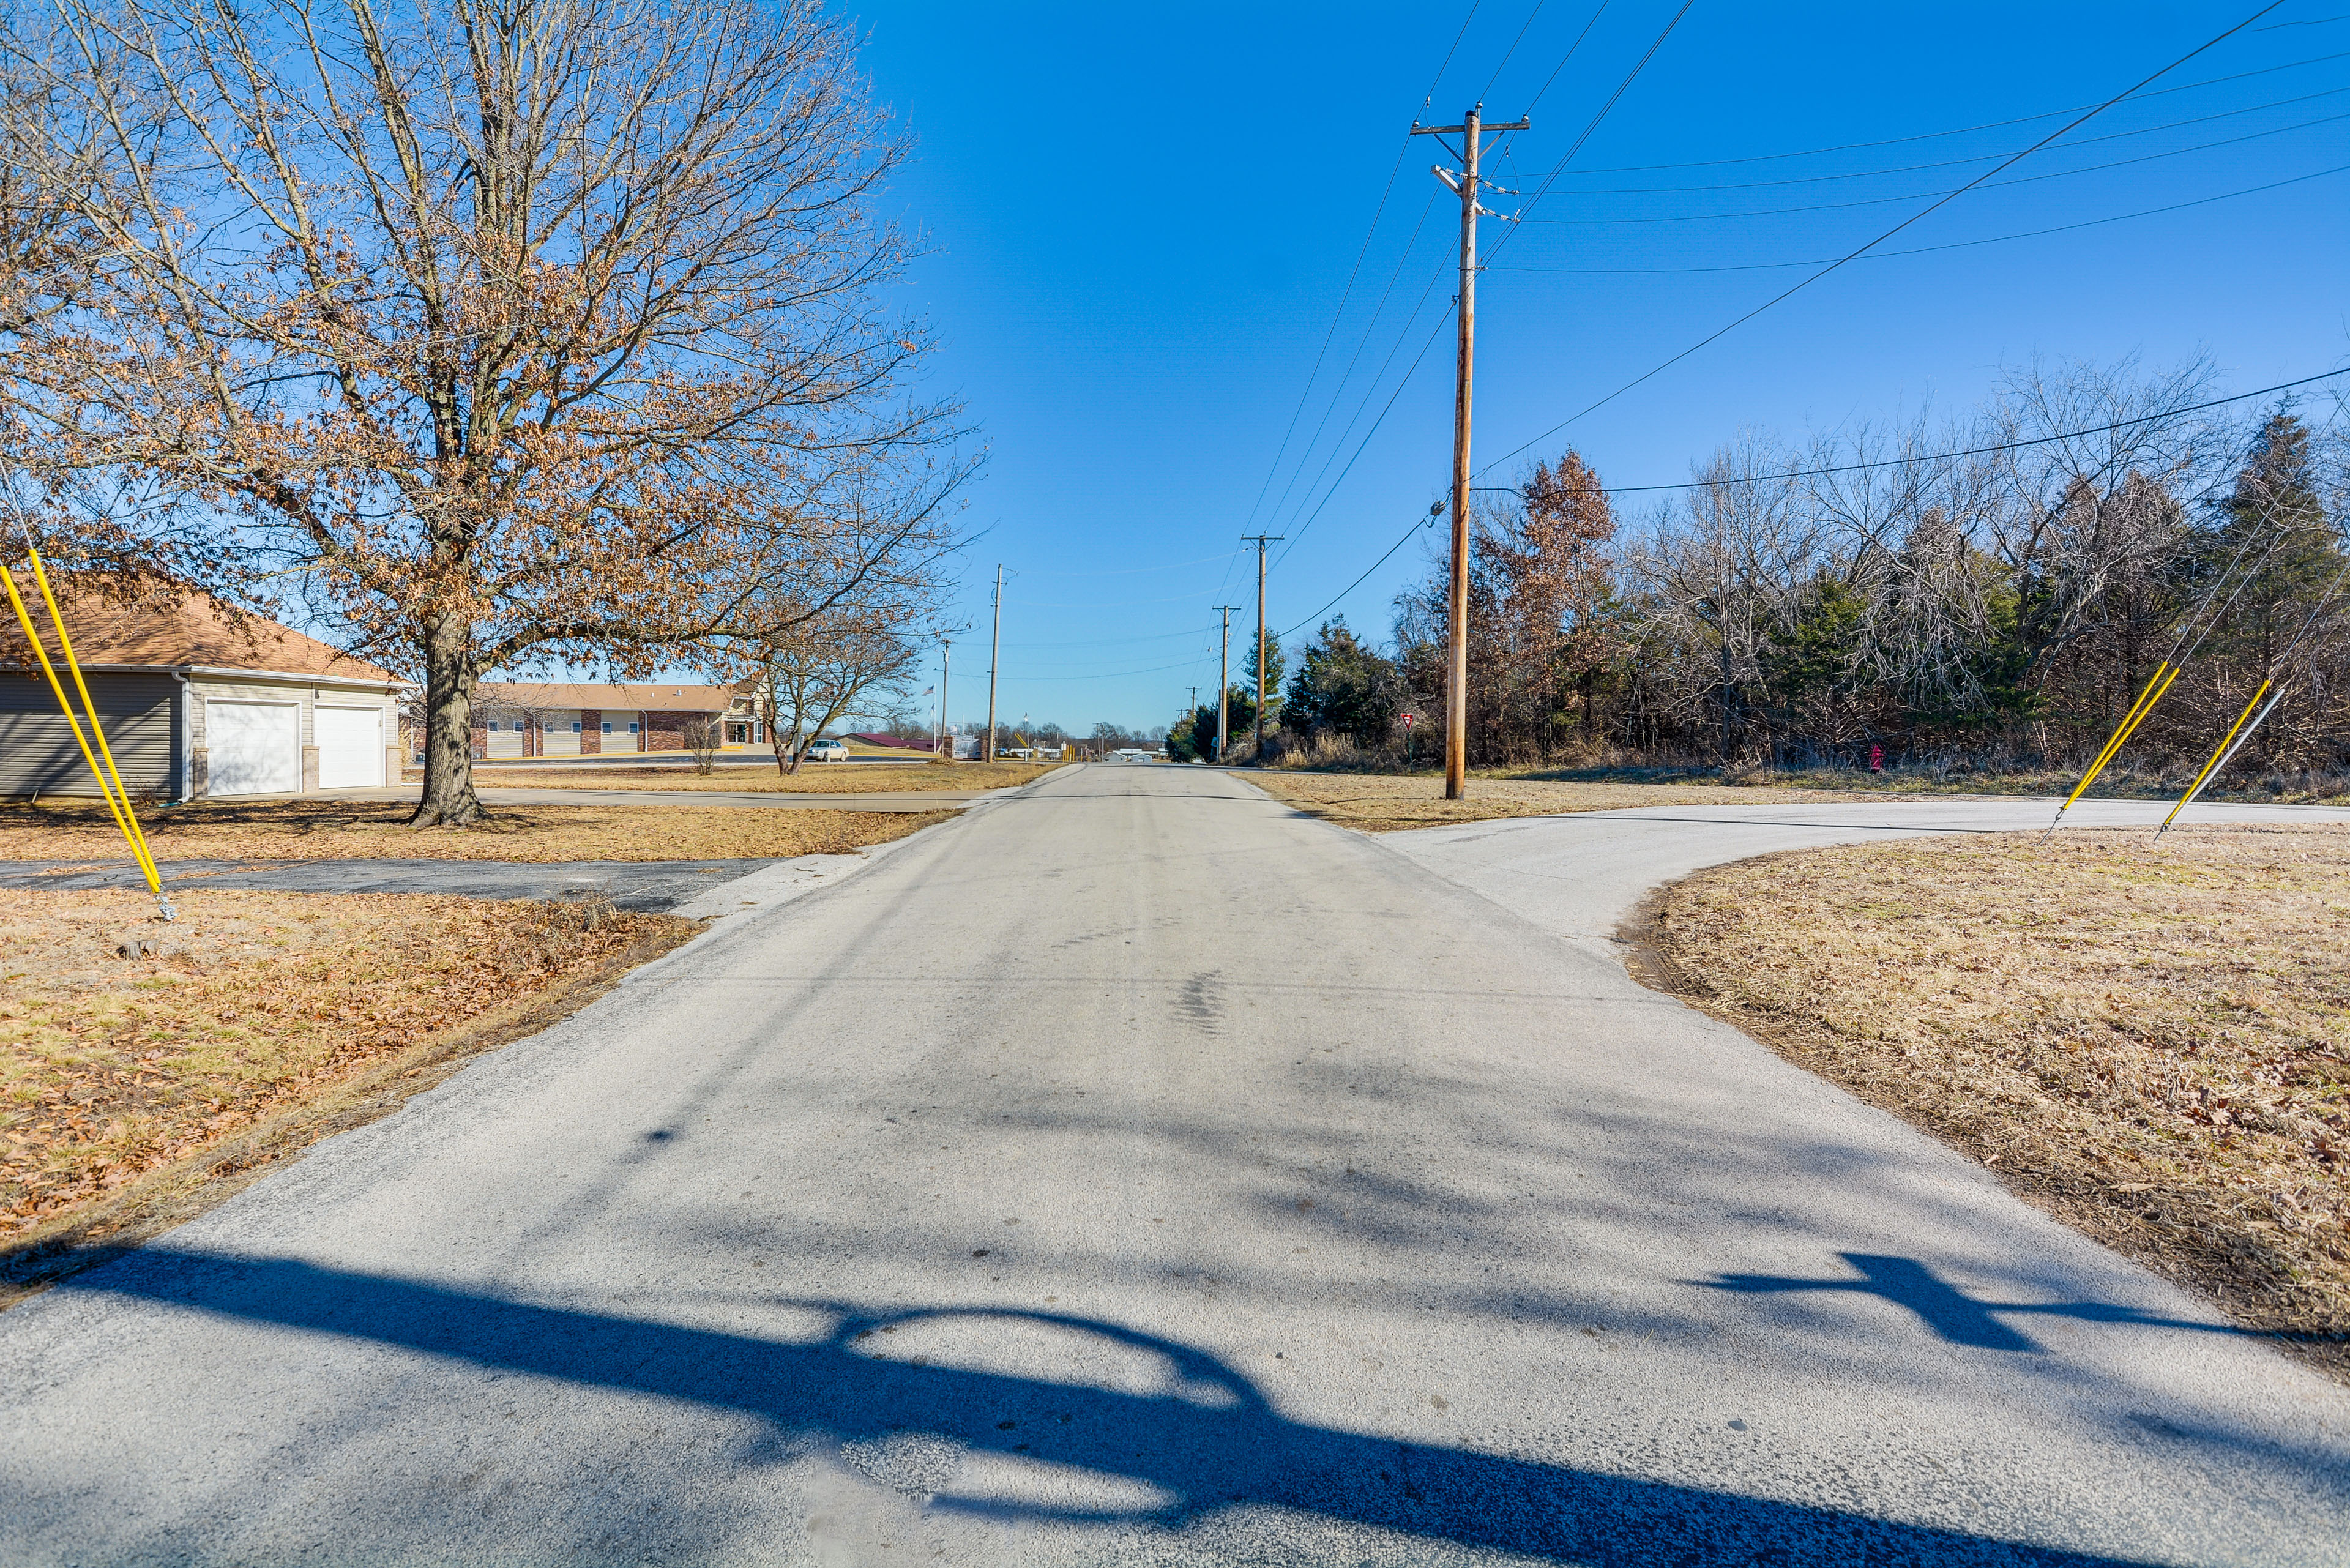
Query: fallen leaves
1 888 694 1236
0 800 950 864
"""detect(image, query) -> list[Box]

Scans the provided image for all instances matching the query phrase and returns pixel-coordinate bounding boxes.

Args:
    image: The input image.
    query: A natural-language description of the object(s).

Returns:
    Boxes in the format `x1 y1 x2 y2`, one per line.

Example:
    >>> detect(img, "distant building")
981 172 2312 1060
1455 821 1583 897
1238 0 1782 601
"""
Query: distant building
2 579 406 801
465 682 759 760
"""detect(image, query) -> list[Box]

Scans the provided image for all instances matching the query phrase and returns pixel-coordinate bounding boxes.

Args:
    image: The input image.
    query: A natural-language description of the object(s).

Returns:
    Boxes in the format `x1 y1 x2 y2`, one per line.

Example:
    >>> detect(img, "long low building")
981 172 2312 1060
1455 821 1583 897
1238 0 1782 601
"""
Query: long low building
469 682 762 758
2 581 407 800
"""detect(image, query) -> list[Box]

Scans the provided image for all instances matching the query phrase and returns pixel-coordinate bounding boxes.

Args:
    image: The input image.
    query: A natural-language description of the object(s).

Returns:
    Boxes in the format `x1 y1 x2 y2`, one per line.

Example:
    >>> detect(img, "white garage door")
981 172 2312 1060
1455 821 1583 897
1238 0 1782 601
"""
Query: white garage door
315 704 384 788
207 701 298 796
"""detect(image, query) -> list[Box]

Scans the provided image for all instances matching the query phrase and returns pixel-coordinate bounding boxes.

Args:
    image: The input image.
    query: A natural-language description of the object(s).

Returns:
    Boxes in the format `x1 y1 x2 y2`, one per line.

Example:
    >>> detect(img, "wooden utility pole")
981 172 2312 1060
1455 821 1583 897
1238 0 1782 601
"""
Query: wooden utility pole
1241 536 1282 760
1414 103 1528 801
937 635 951 760
983 564 1003 763
1215 603 1237 763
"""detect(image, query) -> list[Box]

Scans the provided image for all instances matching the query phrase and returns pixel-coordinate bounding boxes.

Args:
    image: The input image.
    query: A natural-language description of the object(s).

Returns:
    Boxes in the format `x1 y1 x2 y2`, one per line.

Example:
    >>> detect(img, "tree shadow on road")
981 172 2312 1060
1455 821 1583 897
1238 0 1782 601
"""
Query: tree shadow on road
49 1247 2170 1566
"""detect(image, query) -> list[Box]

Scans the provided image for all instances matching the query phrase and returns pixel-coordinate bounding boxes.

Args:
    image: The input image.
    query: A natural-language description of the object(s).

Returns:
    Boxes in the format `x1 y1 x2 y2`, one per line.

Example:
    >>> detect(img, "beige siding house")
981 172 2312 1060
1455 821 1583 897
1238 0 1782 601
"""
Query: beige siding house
2 579 407 801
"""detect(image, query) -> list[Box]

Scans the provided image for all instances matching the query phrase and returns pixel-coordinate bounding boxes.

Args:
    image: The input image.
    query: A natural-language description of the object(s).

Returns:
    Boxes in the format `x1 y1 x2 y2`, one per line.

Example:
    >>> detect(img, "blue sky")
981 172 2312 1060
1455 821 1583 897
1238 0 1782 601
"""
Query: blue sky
851 1 2348 736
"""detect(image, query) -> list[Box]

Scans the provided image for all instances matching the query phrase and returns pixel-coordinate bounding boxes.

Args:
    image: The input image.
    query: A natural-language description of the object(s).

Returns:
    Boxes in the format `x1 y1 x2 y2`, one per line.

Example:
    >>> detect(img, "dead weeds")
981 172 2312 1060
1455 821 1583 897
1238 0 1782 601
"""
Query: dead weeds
0 887 697 1297
1634 824 2350 1378
0 799 951 864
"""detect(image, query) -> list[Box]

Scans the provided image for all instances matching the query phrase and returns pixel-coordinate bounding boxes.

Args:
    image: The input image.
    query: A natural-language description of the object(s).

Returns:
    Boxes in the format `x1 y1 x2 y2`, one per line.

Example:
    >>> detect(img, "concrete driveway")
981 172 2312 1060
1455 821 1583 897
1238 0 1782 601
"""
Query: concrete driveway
2 764 2343 1565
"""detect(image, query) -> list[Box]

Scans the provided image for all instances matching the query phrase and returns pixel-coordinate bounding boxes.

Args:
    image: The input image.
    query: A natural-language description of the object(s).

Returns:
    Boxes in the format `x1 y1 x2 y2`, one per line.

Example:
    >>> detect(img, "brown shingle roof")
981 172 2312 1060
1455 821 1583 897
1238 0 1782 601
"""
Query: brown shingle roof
474 681 743 712
2 576 399 682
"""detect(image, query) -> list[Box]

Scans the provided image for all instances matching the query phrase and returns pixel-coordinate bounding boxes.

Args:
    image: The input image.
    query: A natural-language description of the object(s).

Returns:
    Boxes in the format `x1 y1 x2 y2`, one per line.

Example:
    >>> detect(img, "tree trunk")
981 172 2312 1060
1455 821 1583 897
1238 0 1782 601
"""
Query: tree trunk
411 613 489 827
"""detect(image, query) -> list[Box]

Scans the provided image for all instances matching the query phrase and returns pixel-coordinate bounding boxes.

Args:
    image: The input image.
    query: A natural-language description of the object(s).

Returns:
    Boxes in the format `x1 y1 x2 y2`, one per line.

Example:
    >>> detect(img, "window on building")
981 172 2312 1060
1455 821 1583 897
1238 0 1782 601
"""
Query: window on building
629 722 640 734
570 721 581 733
601 721 613 734
486 720 501 731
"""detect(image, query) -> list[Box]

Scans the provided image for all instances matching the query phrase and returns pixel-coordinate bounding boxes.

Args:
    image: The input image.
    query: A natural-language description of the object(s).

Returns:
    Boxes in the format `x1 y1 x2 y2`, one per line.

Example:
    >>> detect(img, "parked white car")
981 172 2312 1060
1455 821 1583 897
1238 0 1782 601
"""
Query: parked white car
805 738 851 763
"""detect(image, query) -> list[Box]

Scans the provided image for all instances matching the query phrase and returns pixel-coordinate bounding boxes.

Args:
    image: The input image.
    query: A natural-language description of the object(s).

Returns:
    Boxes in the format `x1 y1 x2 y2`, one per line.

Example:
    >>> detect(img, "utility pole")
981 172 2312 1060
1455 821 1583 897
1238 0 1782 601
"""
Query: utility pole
1215 604 1237 763
1240 535 1281 760
1414 102 1528 801
937 635 951 761
983 564 1003 763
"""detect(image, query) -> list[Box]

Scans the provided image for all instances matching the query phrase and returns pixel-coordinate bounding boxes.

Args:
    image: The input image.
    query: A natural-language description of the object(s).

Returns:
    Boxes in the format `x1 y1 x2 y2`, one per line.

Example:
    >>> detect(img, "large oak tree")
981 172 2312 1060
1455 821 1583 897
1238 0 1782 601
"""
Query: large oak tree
2 0 964 822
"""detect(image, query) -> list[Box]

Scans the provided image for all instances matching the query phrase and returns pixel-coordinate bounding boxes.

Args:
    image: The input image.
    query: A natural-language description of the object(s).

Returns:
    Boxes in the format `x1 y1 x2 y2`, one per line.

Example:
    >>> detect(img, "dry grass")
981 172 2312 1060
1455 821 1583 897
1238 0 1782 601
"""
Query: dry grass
0 888 698 1286
459 759 1061 793
0 799 950 864
1731 761 2350 806
1636 825 2350 1377
1251 769 1859 831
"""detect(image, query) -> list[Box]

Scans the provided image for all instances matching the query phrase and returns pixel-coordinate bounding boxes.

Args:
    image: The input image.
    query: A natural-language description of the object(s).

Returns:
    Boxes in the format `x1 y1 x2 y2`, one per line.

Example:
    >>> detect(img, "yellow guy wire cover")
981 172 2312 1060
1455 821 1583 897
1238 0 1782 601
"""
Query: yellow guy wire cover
2 563 166 900
2160 678 2272 835
26 550 162 884
2057 662 2172 816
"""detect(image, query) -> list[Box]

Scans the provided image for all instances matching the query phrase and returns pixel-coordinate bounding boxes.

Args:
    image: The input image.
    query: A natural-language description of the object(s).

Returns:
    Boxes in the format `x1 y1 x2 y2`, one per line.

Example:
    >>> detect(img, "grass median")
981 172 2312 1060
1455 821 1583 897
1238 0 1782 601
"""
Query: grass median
1 887 699 1299
1634 824 2350 1378
0 799 953 864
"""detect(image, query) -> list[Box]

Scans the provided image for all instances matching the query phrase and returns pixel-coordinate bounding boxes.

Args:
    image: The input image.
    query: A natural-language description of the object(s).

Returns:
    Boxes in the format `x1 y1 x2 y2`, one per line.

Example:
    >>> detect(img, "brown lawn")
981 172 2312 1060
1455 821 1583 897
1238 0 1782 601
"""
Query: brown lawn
1637 824 2350 1378
0 799 950 864
456 759 1062 793
1250 769 1862 830
1 887 697 1294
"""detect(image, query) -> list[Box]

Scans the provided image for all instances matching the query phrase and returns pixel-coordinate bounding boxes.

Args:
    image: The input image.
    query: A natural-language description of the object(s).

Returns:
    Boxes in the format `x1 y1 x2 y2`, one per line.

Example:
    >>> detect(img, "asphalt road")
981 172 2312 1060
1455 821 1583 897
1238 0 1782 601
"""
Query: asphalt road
3 764 2345 1564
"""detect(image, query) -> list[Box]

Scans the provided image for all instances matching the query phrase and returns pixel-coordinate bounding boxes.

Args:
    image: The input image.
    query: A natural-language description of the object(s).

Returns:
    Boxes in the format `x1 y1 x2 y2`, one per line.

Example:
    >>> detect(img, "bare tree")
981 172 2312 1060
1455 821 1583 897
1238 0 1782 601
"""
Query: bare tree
1 0 969 824
682 715 721 776
753 613 925 773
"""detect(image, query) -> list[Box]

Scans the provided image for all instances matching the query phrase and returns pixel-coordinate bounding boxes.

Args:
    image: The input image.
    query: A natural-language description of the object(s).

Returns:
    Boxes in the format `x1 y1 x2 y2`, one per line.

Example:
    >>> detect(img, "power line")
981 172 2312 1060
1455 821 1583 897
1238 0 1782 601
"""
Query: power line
1511 108 2348 222
1266 0 1690 571
1524 84 2349 195
1535 50 2350 174
1272 293 1455 566
1259 203 1448 535
1479 0 1549 103
1476 1 2297 479
1515 0 1614 121
1018 548 1242 578
1266 256 1457 561
1242 0 1485 536
1279 509 1445 639
1480 0 1697 272
1486 161 2349 273
1457 368 2348 495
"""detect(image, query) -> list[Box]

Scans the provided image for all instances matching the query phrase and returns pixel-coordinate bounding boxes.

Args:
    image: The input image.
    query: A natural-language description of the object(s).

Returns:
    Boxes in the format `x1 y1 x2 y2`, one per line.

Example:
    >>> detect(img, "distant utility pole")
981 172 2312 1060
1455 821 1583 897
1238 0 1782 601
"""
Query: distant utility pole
983 564 1003 763
1215 604 1237 763
937 635 951 760
1240 535 1282 760
1414 101 1528 802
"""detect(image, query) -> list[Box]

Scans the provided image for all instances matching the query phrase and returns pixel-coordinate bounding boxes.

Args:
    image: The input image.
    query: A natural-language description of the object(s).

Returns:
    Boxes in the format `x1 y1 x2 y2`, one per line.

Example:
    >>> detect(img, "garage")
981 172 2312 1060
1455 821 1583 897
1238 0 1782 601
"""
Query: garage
315 704 384 788
206 700 299 796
